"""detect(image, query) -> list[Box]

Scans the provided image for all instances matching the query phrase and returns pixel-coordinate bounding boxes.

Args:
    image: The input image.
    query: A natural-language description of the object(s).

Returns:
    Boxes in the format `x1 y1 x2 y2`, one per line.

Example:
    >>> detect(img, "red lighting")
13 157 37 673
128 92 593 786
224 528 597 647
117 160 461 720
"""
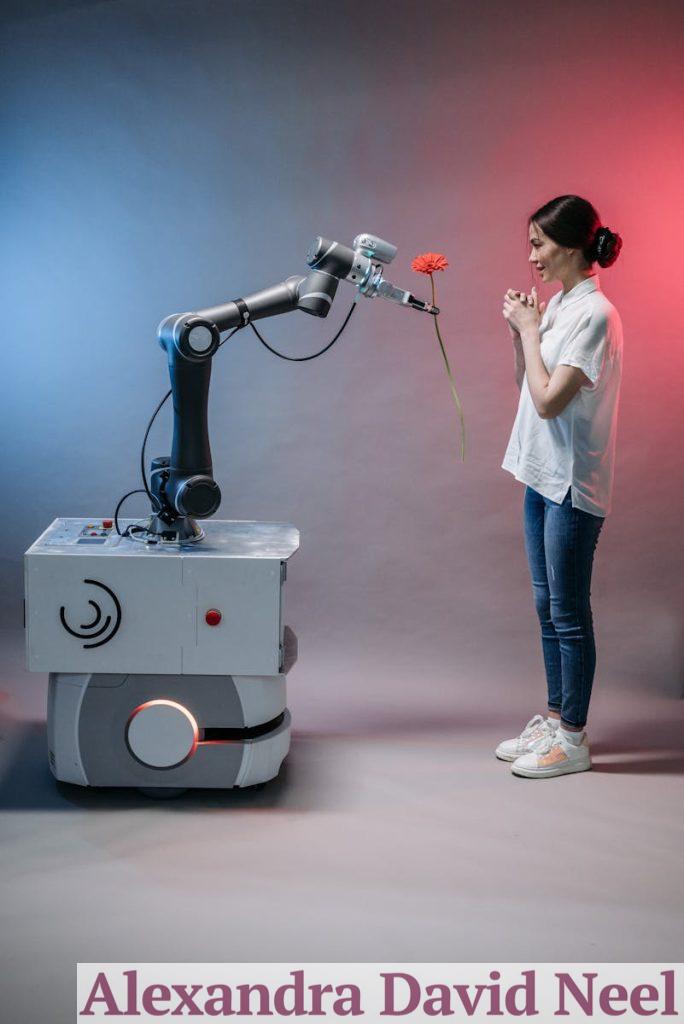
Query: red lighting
126 699 200 765
205 609 222 626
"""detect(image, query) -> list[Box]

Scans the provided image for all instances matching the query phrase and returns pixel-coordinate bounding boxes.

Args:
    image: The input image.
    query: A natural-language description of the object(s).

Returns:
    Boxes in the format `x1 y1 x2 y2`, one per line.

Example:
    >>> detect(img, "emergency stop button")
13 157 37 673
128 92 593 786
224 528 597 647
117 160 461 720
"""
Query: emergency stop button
205 609 222 626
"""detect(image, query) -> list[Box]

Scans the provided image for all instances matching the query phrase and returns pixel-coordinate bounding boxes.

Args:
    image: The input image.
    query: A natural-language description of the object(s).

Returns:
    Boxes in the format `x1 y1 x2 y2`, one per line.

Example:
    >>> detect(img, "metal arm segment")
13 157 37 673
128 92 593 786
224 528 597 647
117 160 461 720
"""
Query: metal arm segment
149 233 437 542
153 270 338 537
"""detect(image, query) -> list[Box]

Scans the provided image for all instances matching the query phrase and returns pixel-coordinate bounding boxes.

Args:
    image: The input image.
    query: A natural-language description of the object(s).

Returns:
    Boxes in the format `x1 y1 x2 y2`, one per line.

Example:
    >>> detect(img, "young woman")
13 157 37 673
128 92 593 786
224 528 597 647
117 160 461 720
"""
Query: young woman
497 195 623 778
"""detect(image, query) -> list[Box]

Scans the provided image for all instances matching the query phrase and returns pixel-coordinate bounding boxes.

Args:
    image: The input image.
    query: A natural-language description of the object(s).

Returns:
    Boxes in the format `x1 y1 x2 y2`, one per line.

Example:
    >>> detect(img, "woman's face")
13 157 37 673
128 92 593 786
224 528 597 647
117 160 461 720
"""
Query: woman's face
528 222 571 283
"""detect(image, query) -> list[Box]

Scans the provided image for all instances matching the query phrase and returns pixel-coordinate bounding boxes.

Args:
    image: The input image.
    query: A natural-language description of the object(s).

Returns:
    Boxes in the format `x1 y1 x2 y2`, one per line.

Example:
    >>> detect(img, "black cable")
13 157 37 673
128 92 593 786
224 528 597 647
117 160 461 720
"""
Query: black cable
121 324 245 521
217 323 247 350
140 389 171 509
249 298 357 361
114 488 148 537
112 396 170 534
115 304 357 531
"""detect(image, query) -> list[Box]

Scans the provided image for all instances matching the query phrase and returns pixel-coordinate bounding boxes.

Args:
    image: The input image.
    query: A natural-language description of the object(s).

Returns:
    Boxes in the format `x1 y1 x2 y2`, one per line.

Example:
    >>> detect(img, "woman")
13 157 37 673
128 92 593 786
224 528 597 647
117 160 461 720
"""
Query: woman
497 194 623 778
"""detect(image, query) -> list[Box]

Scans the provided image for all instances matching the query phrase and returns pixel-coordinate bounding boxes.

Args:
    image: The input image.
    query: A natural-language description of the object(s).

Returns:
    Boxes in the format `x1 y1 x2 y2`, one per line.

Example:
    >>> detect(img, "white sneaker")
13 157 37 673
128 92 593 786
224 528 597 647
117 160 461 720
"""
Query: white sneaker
495 714 558 762
511 729 591 778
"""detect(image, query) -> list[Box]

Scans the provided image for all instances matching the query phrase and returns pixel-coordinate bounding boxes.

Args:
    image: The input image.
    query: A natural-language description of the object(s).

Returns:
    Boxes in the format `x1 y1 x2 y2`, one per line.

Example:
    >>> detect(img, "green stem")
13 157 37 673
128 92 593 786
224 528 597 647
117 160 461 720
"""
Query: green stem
430 274 466 461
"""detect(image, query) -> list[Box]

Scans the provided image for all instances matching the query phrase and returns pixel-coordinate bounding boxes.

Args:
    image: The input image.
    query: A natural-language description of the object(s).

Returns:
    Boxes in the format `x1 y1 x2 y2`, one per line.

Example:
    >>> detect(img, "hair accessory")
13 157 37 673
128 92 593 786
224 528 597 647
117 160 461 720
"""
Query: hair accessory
593 226 623 268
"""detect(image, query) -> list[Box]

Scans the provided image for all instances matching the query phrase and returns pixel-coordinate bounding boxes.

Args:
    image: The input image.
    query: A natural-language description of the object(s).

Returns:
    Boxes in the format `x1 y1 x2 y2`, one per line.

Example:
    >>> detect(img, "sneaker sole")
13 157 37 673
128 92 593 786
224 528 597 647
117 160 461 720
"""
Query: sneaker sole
495 749 524 762
511 759 591 778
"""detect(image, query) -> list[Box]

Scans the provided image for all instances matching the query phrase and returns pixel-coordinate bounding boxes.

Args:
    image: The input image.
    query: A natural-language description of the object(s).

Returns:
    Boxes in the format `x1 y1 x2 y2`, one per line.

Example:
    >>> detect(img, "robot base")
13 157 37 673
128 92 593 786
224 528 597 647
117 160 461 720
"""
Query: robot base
48 672 291 791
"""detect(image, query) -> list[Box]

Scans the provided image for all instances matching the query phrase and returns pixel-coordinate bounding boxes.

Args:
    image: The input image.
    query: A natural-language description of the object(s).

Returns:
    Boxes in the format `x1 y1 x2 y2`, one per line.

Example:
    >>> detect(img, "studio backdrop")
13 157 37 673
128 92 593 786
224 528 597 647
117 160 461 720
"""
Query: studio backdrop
2 0 682 726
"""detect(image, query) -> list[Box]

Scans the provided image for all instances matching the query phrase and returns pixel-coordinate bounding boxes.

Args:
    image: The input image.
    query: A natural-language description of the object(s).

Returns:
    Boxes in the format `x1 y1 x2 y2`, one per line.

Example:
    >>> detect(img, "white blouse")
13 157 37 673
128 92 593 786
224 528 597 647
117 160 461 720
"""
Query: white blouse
501 276 623 517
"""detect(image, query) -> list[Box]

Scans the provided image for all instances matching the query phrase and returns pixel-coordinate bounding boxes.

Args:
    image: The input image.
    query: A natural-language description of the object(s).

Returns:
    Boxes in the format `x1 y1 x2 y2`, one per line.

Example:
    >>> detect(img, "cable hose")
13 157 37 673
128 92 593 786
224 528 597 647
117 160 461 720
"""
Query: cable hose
116 300 358 527
249 298 357 360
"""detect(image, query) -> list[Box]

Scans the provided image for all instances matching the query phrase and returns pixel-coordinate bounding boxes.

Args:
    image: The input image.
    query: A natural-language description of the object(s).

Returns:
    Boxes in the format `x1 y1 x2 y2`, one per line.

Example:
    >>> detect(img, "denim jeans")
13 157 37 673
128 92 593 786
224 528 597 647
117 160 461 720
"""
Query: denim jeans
523 485 604 729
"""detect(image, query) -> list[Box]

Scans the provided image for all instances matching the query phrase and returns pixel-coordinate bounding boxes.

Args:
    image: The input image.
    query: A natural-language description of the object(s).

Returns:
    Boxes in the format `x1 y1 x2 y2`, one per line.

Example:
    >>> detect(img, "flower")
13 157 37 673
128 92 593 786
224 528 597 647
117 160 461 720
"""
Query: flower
410 252 449 275
411 250 465 461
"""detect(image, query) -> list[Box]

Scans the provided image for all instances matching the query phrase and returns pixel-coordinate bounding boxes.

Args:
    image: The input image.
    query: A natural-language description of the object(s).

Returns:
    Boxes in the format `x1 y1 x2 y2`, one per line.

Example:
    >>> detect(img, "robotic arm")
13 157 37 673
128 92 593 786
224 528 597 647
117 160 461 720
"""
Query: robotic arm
150 233 438 543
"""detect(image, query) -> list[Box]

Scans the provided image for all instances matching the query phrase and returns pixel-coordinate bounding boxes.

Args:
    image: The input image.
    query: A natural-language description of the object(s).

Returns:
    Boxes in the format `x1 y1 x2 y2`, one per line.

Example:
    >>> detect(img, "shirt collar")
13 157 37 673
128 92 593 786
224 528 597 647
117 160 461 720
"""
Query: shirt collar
558 275 600 308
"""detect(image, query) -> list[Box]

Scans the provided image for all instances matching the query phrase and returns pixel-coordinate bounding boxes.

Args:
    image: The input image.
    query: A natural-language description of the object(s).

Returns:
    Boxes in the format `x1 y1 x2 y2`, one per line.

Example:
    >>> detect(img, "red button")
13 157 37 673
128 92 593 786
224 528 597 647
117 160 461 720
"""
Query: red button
205 609 222 626
102 519 113 529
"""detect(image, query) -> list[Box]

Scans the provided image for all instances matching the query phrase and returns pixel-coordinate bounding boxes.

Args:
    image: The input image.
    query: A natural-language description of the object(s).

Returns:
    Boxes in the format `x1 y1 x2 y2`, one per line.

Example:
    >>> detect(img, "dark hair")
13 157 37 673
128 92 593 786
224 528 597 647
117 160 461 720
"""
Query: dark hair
529 195 622 268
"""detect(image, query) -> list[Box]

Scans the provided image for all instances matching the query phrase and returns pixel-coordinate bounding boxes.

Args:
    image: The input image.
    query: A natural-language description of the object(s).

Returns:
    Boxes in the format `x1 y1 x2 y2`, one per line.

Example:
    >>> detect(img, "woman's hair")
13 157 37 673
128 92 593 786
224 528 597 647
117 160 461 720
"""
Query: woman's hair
529 195 622 268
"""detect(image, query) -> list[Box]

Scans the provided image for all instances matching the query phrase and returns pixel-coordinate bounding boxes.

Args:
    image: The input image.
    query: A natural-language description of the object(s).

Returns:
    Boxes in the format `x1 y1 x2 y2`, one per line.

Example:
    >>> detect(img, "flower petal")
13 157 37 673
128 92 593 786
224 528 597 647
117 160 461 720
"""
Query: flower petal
411 252 449 275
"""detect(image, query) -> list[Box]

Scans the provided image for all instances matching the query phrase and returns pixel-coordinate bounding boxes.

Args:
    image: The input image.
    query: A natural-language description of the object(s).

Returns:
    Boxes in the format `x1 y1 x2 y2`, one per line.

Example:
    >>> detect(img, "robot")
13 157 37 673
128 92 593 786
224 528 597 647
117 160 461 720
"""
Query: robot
24 234 438 794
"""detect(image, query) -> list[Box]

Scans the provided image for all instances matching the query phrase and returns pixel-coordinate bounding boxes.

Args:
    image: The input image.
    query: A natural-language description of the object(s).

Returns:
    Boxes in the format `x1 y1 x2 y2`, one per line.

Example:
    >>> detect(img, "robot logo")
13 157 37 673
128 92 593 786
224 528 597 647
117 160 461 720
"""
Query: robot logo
59 579 122 649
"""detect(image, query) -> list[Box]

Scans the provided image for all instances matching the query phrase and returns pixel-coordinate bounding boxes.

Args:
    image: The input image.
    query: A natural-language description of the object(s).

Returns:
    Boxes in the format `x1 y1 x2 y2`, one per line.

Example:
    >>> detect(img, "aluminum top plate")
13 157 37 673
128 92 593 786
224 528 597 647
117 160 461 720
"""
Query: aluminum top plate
26 519 300 560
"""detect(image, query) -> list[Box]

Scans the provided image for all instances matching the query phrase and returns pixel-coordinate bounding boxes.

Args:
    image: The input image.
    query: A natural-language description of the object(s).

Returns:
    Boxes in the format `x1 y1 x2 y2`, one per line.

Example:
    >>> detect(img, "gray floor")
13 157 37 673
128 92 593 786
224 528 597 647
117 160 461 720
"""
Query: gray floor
1 625 683 1022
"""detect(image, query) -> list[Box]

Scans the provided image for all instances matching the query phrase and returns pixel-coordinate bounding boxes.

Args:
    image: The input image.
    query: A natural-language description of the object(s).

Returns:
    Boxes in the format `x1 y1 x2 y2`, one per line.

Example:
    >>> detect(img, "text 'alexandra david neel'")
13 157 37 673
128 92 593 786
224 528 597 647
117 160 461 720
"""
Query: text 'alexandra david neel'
76 965 682 1022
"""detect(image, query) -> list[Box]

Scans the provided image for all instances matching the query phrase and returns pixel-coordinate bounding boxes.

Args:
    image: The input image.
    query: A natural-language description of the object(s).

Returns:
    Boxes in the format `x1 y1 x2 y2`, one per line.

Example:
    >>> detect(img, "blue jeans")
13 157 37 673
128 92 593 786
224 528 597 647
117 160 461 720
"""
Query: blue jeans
523 485 604 729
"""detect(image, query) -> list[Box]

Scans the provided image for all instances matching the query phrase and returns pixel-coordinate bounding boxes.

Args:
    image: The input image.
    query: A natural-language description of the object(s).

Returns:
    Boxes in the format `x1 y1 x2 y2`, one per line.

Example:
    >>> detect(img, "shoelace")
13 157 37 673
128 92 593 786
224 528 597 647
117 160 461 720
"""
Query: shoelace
530 731 563 755
520 714 547 738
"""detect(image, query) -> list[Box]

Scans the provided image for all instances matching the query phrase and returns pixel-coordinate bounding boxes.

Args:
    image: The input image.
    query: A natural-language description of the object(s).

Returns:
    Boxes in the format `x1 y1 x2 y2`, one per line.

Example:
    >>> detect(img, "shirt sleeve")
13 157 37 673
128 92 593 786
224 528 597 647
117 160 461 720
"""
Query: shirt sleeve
557 310 608 386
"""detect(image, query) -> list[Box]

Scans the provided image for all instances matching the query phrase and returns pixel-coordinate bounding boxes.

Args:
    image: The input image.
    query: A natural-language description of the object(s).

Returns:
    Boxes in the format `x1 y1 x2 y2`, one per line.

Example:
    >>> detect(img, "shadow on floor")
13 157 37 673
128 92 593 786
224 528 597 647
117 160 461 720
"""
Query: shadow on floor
0 719 331 812
2 707 683 809
590 715 684 773
591 742 684 774
591 756 684 774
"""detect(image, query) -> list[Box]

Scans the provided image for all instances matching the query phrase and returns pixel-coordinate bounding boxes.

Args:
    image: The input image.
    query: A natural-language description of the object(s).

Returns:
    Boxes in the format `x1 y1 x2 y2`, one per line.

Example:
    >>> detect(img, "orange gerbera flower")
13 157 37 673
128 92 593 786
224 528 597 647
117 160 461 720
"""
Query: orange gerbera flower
410 249 465 461
410 252 449 275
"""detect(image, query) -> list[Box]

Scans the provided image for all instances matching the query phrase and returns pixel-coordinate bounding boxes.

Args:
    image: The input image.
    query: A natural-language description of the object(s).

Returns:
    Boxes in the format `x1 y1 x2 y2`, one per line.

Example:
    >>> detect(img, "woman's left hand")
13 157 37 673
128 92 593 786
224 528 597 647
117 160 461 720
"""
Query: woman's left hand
503 286 546 336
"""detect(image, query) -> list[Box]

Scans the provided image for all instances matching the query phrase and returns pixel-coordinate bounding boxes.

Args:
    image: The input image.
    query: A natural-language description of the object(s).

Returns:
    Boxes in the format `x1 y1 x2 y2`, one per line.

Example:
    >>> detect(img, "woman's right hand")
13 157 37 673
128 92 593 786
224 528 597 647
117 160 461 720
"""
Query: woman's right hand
504 289 528 342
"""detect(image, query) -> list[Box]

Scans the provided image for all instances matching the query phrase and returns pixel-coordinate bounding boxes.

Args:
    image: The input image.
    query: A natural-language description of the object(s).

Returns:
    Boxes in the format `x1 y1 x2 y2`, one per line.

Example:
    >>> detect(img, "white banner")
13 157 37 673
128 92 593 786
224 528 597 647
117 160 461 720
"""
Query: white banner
77 963 682 1023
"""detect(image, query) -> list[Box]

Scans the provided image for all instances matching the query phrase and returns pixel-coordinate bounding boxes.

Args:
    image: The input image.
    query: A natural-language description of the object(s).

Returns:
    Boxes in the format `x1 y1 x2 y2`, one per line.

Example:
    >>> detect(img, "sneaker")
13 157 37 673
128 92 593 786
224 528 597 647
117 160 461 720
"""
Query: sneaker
495 714 558 762
511 730 591 778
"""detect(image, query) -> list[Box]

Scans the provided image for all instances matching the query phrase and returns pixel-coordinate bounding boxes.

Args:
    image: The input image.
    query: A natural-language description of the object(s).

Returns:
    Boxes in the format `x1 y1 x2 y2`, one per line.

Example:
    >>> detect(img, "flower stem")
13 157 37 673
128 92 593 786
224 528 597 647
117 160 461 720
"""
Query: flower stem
430 274 466 461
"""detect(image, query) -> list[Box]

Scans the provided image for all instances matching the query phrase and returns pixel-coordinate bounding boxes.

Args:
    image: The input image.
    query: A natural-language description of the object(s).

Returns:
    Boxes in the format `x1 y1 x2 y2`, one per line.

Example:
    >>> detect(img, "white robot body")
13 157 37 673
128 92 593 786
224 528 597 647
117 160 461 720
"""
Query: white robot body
25 519 298 791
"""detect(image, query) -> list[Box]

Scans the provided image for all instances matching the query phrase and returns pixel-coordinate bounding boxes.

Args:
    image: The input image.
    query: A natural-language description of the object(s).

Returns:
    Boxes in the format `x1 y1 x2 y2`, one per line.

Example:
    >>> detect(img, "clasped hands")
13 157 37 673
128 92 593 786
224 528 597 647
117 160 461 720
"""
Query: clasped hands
503 287 546 339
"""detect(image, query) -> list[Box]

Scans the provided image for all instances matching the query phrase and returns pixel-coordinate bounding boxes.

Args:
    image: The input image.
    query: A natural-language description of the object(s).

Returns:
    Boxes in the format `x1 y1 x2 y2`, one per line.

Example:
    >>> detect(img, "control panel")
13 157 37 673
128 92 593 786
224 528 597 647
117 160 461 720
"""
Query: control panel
77 520 115 544
41 520 121 548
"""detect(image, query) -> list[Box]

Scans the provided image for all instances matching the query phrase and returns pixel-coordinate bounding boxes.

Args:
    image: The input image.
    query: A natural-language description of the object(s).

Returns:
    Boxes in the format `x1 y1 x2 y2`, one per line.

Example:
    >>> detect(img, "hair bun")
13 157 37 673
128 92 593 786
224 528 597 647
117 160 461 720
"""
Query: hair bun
593 226 623 268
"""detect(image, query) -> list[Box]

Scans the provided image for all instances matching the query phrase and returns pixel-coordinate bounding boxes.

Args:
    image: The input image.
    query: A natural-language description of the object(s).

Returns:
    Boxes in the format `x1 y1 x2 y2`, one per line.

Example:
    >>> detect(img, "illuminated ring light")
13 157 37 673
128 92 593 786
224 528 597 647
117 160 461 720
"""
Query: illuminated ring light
125 700 199 770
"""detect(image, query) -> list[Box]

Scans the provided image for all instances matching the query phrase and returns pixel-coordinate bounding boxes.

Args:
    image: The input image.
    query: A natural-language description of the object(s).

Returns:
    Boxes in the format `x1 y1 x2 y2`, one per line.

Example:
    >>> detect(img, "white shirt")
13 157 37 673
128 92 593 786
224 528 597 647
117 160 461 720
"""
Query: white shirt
501 276 622 517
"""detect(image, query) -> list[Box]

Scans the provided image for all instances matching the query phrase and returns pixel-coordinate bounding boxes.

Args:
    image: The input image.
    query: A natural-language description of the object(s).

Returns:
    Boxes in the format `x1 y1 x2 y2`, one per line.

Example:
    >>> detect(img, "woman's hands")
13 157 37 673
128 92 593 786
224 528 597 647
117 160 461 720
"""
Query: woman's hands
503 287 546 340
